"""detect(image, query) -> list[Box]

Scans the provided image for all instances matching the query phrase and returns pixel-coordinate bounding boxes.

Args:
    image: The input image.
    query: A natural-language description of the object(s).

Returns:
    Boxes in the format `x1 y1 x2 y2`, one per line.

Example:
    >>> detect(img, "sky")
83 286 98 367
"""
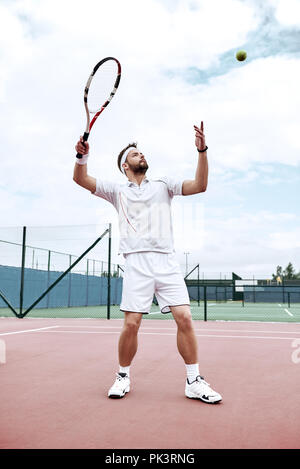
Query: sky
0 0 300 279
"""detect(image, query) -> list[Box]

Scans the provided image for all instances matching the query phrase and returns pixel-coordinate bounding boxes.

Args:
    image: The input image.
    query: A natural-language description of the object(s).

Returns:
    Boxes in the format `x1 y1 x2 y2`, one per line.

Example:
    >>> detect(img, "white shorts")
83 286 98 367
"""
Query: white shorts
120 251 190 314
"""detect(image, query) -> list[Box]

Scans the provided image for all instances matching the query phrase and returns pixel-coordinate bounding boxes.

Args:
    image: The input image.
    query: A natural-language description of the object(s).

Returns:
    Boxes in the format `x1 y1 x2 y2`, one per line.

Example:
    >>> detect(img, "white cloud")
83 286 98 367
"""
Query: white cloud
269 0 300 26
195 57 300 169
269 230 300 249
8 0 258 69
0 4 34 98
178 209 300 276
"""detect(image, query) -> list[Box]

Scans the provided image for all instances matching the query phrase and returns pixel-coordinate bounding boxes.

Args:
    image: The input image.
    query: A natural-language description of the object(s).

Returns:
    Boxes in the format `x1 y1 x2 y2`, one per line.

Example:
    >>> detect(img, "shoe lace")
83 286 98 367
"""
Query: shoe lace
113 373 128 387
195 376 213 392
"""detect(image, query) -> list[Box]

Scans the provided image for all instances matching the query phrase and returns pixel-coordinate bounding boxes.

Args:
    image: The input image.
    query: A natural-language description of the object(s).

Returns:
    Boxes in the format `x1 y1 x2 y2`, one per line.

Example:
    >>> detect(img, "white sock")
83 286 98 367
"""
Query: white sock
185 363 199 383
119 365 130 377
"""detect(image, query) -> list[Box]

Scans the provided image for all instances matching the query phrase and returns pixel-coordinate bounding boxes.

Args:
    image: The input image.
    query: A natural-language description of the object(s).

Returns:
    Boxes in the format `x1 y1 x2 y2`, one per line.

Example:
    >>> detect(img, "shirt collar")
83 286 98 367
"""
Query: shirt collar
126 177 149 187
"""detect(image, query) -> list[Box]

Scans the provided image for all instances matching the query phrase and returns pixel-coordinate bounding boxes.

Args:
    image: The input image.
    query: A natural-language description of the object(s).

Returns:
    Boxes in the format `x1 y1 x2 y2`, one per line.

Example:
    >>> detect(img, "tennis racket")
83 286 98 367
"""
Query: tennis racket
76 57 121 158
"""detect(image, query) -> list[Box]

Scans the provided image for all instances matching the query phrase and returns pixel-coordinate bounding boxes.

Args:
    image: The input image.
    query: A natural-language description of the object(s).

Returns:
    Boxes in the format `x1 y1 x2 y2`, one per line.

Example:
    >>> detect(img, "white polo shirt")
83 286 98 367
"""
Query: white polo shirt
93 176 183 254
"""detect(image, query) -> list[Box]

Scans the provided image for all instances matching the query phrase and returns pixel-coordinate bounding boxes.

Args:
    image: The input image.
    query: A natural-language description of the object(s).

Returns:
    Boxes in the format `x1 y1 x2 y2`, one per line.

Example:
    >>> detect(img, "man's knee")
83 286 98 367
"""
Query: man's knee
123 313 142 334
179 314 193 332
172 308 193 331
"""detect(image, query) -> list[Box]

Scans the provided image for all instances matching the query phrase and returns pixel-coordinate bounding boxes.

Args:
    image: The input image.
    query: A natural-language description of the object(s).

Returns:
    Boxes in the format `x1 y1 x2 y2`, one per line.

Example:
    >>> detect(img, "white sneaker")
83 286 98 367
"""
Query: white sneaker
185 375 222 404
108 373 130 399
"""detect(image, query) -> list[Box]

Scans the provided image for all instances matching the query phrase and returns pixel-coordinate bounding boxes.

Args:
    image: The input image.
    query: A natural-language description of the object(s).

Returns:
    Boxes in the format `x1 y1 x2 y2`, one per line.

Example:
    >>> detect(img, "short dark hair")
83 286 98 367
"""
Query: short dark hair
117 142 137 174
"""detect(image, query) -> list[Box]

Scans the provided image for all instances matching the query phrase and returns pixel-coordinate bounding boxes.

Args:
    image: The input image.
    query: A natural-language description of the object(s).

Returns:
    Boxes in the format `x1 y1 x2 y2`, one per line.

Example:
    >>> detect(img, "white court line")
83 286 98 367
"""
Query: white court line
53 325 300 334
285 308 294 317
36 330 298 340
0 326 60 336
278 303 294 317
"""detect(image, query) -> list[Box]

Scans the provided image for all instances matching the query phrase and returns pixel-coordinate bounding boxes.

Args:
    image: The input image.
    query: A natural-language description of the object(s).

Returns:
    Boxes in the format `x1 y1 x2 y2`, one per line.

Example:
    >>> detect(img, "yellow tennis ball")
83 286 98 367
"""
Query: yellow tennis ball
236 50 247 61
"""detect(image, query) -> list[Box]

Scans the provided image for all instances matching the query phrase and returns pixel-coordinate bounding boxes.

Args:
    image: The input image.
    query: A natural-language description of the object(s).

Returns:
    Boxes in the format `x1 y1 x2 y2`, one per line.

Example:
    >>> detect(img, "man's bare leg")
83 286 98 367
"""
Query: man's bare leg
108 312 143 398
170 305 222 403
119 312 143 366
170 305 198 364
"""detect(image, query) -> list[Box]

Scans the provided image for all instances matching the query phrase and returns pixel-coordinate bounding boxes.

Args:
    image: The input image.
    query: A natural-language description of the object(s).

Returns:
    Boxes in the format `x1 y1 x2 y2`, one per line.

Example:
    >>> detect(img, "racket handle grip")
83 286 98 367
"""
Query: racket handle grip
76 132 90 159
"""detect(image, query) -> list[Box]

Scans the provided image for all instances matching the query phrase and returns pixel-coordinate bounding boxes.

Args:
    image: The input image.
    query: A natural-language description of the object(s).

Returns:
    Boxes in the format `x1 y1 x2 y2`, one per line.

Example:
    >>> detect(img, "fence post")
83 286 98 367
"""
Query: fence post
46 250 51 308
204 286 207 321
68 254 72 307
107 224 112 320
197 264 200 306
19 226 26 317
86 259 89 307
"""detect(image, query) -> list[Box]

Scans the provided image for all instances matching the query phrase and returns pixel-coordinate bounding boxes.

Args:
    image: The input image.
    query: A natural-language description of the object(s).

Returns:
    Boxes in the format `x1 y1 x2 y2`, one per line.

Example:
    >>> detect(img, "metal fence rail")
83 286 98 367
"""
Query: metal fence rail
0 224 114 319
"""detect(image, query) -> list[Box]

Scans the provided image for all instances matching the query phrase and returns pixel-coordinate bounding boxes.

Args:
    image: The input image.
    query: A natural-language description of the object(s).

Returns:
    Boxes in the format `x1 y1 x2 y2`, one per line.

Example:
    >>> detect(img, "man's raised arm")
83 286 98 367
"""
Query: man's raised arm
73 137 96 193
182 122 208 196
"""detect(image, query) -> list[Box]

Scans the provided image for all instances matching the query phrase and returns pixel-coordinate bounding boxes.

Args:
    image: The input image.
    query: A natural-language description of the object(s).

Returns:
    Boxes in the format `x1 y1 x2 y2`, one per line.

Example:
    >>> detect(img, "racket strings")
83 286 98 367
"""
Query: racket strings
87 61 119 113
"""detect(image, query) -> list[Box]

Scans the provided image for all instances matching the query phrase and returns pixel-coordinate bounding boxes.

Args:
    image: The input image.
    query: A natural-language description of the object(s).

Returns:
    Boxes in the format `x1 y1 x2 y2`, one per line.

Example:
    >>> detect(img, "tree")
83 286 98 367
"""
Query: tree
283 262 296 279
272 263 300 280
272 265 283 281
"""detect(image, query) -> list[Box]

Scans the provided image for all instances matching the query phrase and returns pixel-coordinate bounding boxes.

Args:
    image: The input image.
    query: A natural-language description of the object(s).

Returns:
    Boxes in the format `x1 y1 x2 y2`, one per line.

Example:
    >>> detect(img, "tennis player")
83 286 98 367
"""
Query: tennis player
73 122 222 404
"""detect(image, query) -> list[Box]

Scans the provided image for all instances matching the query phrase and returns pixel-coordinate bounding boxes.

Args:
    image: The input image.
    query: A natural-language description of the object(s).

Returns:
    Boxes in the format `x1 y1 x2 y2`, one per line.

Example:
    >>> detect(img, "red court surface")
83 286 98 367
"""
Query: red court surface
1 317 300 449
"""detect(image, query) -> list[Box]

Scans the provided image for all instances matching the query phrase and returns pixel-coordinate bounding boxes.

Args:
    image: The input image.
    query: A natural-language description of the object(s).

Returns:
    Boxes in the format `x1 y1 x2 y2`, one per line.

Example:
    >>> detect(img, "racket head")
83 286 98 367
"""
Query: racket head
84 57 121 130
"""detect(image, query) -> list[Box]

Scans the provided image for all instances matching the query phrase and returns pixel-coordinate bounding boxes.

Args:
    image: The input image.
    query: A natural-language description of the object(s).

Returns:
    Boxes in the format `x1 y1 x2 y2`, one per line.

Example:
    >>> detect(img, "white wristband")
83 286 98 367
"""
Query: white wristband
76 153 89 165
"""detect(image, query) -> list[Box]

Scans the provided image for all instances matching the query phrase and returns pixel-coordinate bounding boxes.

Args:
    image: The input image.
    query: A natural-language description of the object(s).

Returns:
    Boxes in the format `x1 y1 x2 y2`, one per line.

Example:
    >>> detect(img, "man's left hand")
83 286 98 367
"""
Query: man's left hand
194 121 206 151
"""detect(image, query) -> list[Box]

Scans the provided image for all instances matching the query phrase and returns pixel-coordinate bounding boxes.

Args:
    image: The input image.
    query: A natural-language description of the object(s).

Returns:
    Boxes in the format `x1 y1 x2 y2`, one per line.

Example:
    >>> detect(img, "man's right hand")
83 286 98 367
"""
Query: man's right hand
75 136 90 155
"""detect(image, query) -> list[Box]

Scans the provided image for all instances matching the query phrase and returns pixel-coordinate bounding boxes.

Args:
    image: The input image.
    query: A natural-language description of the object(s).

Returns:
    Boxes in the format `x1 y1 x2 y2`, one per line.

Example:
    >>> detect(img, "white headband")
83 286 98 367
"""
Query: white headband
120 147 135 175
